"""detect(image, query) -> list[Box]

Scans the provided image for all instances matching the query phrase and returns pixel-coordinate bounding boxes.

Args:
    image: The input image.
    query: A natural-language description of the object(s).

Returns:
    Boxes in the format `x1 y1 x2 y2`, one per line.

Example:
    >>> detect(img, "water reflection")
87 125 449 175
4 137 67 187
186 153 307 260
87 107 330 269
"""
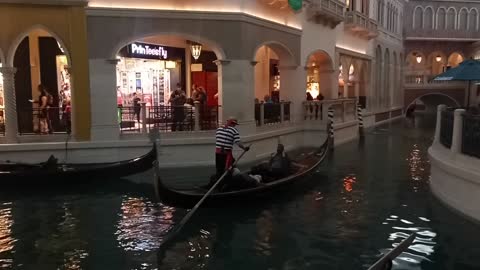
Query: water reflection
0 203 14 269
343 175 356 192
380 213 436 269
116 197 175 252
254 210 274 256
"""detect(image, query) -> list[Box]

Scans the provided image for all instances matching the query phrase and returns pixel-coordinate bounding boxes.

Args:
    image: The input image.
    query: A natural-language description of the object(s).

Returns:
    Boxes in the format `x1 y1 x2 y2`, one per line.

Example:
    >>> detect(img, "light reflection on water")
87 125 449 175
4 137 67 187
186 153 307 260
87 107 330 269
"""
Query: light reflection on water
0 203 14 269
1 117 480 269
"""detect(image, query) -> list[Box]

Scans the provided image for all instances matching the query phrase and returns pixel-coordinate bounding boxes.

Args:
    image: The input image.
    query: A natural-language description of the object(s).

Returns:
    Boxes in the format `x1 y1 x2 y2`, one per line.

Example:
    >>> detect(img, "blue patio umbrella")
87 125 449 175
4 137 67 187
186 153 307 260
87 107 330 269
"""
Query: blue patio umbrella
433 59 480 107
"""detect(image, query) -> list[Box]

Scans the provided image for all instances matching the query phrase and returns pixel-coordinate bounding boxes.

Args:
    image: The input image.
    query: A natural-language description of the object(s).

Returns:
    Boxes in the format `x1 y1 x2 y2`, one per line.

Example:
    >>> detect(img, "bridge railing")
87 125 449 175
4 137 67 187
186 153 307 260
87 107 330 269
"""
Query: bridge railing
404 74 465 88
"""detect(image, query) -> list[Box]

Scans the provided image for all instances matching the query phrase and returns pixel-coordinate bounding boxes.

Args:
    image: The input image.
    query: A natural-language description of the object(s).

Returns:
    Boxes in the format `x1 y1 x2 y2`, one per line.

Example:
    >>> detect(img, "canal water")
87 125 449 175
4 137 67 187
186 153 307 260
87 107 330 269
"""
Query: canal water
1 116 480 270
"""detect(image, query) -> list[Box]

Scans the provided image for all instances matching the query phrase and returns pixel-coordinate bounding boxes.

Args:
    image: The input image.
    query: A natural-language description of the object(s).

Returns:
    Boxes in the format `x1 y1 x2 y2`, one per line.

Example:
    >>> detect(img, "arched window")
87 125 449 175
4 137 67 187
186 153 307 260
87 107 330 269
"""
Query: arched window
468 8 479 31
413 6 423 29
459 8 468 30
424 7 434 29
437 8 447 29
446 8 456 30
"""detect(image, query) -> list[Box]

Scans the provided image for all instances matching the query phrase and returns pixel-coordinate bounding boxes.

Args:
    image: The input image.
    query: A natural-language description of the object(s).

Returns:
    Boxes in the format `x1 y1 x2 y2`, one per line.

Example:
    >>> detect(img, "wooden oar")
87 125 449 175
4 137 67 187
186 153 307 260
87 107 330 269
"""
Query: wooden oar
367 233 416 270
156 147 250 250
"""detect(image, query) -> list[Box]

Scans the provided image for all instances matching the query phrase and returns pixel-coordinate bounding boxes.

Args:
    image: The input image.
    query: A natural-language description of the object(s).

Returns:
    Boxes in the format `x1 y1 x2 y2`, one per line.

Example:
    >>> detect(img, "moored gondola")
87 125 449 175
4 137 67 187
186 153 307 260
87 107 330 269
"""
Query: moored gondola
0 144 157 184
154 138 329 208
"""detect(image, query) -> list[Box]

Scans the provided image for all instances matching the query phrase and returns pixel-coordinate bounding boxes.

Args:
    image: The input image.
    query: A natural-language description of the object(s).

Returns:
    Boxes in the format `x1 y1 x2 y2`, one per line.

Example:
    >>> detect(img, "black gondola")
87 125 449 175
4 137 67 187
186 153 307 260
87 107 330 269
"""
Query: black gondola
154 138 329 208
0 144 157 184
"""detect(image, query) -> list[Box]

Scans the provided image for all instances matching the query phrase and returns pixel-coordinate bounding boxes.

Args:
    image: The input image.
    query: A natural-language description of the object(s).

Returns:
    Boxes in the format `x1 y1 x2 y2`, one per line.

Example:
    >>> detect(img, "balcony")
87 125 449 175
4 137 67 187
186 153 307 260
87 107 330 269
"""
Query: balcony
344 11 378 39
306 0 345 28
404 75 466 89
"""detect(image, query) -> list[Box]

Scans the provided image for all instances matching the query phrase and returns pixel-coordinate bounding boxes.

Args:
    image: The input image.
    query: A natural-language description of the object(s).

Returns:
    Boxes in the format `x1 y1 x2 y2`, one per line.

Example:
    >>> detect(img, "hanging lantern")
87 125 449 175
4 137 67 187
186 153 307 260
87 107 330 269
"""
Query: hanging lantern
435 55 442 62
288 0 303 11
190 43 202 60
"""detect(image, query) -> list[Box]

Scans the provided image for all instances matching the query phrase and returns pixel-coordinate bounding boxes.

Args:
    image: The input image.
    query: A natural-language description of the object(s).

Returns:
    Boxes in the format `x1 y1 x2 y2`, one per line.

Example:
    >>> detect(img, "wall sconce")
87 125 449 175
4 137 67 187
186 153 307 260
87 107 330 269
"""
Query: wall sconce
416 55 422 64
435 55 442 62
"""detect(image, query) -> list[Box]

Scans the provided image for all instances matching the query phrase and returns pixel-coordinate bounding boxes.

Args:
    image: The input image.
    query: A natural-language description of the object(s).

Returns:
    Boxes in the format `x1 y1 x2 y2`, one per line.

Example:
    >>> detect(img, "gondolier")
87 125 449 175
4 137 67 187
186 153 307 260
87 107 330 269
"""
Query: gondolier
215 117 249 177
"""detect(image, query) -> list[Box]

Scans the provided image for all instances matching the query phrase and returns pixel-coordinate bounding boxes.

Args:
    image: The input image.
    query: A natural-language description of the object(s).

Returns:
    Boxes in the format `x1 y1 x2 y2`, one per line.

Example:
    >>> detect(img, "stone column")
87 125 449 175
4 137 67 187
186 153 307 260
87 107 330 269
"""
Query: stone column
451 108 465 154
89 58 120 141
215 59 256 134
279 65 304 123
433 104 447 145
0 67 18 143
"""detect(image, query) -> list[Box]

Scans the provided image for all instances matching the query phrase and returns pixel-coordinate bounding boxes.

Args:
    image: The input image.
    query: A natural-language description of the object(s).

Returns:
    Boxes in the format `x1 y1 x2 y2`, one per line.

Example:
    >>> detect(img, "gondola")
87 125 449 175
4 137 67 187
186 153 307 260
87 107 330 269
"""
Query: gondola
154 138 329 208
0 144 157 184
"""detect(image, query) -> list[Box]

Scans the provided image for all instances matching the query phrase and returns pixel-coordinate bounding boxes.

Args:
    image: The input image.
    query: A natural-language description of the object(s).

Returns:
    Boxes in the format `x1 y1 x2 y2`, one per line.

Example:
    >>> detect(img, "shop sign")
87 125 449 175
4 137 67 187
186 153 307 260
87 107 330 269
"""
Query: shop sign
127 42 168 59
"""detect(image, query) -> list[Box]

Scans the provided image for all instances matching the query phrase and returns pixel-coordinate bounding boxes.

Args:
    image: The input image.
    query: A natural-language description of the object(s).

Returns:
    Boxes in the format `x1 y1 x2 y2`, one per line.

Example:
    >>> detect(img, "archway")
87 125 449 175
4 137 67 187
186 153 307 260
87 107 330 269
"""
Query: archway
11 27 72 135
305 50 333 100
427 51 448 76
447 52 464 69
114 34 223 132
384 48 390 108
253 41 295 103
406 93 460 115
375 45 383 110
253 41 295 125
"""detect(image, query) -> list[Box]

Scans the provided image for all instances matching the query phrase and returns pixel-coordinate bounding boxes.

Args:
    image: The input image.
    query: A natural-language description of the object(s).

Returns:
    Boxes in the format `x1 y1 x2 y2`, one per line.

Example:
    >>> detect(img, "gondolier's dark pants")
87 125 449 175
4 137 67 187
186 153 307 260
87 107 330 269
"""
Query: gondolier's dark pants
215 148 234 177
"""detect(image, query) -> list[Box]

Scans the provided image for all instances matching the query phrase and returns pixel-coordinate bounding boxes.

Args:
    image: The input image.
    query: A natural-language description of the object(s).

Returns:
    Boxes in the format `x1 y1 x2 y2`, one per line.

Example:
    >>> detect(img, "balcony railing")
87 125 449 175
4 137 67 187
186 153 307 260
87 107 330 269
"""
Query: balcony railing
344 11 378 39
306 0 345 28
303 98 357 123
404 75 466 88
255 102 291 127
118 103 220 134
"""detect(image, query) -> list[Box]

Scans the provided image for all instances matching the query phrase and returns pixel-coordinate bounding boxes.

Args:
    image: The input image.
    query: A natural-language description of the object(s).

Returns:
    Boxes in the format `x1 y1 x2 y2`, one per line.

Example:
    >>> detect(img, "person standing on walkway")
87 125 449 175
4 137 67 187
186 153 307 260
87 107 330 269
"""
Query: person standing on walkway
215 117 249 178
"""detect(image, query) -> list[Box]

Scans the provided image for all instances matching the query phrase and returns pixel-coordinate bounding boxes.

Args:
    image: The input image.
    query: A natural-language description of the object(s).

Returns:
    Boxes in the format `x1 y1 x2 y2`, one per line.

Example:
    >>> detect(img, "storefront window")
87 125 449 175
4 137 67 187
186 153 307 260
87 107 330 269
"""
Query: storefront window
116 57 173 107
116 42 186 107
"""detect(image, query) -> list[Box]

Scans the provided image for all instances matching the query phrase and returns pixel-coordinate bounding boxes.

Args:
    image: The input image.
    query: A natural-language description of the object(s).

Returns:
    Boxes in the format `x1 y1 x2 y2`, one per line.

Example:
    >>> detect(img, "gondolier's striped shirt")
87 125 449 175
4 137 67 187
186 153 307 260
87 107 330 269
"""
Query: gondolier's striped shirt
215 126 240 150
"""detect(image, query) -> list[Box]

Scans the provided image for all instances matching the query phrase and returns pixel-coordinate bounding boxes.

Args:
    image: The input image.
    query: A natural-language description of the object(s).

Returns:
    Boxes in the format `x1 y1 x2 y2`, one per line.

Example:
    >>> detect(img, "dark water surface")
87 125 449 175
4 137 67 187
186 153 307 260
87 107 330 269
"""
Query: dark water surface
1 116 480 270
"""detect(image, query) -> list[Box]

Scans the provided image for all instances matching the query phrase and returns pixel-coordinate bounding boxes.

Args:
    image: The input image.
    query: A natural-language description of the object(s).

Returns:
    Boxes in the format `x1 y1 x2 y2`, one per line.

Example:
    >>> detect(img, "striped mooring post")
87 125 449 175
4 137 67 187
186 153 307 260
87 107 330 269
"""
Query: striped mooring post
357 103 364 136
328 108 334 148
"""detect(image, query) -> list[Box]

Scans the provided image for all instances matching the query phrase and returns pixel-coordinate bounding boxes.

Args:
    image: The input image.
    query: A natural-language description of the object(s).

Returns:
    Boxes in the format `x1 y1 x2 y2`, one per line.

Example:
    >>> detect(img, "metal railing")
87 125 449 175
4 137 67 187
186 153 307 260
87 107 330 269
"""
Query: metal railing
0 109 4 136
255 102 291 126
462 113 480 158
118 104 220 134
18 107 69 135
440 109 454 148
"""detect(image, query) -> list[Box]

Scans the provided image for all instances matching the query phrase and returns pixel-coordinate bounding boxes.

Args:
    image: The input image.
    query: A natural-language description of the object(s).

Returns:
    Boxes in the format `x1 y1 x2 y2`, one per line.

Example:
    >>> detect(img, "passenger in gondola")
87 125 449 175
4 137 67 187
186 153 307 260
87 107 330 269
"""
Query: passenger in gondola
220 168 263 191
250 144 292 182
268 144 291 178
